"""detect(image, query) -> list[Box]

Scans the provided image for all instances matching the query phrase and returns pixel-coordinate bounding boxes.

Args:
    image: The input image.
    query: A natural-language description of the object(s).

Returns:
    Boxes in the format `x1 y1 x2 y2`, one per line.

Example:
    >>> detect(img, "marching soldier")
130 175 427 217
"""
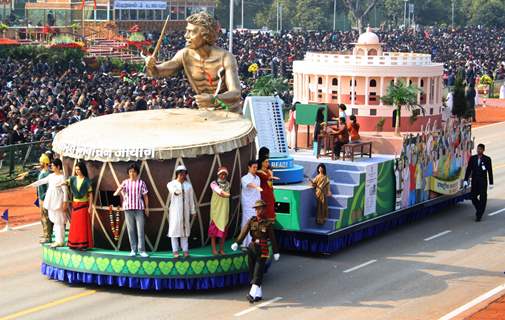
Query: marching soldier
231 200 280 303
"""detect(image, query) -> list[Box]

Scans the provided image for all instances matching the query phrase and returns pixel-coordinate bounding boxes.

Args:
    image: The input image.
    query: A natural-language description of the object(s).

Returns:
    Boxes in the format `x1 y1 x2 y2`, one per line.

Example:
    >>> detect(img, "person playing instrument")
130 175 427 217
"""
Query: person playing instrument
145 12 242 112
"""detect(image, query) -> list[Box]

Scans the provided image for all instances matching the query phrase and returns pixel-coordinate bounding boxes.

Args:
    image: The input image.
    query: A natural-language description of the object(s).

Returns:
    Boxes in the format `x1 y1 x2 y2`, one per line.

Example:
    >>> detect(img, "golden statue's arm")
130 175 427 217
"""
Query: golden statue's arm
146 49 184 78
216 52 241 105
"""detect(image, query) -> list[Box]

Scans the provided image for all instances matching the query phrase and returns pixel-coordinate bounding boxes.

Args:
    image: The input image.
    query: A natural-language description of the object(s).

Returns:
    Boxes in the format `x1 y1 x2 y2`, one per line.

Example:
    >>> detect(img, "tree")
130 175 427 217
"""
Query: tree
293 0 327 30
470 0 505 28
382 0 404 27
451 70 468 118
342 0 378 32
381 80 423 136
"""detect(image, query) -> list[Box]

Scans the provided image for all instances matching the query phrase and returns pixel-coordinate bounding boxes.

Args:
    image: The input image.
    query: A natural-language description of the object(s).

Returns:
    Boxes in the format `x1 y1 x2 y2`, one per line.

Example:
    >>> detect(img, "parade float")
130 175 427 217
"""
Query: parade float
40 12 257 291
40 20 472 291
271 29 472 254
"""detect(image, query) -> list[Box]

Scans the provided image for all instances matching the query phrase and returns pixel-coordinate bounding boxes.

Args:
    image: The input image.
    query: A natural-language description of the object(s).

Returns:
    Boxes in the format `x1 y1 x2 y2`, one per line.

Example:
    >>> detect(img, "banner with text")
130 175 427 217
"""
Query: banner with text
114 1 167 10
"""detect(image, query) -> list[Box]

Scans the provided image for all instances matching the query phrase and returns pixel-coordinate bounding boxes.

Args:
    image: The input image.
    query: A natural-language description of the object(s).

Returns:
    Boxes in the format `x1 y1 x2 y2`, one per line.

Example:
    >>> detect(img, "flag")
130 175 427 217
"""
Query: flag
34 198 40 208
80 0 97 10
1 209 7 222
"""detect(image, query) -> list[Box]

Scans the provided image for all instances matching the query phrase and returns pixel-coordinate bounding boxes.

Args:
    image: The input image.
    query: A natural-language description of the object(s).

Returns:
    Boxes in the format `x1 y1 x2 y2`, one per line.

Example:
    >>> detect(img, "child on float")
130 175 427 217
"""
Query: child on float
114 163 150 257
208 166 231 255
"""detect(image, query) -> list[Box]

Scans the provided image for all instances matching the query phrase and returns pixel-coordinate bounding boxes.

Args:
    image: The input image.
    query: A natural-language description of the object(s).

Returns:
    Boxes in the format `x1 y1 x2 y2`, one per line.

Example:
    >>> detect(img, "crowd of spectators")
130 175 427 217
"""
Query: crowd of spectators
2 26 505 146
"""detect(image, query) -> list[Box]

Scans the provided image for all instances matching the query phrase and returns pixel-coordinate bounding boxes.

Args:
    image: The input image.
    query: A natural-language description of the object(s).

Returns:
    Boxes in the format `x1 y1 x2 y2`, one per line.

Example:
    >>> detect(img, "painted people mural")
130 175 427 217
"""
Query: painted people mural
395 116 473 209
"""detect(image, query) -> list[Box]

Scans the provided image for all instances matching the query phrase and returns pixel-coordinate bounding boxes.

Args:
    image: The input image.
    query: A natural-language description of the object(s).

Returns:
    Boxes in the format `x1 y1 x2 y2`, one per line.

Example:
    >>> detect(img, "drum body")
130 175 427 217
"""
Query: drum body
54 109 256 251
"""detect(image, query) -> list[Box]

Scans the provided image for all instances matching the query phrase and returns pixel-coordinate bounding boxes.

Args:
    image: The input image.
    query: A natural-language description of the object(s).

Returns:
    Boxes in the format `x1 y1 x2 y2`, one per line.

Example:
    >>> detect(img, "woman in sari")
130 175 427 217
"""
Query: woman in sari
257 156 279 224
310 163 331 225
66 162 94 250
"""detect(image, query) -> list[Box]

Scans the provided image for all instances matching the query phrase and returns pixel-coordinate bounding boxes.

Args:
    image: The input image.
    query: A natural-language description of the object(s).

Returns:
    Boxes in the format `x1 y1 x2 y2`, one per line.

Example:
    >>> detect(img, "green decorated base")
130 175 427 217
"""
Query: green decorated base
42 240 248 279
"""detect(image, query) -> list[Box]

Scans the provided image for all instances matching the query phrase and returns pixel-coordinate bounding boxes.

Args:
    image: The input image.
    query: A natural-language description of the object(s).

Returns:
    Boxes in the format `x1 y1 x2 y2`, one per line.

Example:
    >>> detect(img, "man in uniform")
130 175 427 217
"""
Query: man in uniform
231 200 280 303
145 12 242 112
464 143 494 221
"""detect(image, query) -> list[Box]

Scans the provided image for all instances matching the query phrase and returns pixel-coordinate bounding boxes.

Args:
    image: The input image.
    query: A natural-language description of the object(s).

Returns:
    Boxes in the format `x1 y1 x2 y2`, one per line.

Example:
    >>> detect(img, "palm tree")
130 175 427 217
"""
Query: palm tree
381 80 424 136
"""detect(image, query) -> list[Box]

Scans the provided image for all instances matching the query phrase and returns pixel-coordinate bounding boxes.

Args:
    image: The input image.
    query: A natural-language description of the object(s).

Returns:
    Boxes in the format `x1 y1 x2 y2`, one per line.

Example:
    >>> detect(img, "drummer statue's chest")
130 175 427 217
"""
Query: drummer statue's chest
186 56 222 82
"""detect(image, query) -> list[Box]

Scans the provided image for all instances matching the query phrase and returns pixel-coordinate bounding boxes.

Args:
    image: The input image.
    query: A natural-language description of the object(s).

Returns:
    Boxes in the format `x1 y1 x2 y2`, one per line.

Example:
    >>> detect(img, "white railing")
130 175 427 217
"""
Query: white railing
304 52 433 66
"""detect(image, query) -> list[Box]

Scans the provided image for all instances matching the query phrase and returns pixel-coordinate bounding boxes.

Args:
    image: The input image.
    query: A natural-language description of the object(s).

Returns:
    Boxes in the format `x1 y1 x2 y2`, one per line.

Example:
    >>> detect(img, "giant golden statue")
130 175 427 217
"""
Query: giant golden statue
146 12 242 112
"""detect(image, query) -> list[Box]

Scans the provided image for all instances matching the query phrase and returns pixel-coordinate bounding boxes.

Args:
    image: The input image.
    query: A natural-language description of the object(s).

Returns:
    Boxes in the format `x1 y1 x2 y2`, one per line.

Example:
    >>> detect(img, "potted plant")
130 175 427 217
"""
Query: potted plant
375 117 385 135
0 23 8 38
381 80 423 136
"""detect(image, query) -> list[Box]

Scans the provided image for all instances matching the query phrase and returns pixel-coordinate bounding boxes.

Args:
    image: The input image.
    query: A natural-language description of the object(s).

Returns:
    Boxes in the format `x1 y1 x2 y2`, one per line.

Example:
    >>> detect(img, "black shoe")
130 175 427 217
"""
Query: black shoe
247 294 255 304
475 217 482 222
254 297 263 302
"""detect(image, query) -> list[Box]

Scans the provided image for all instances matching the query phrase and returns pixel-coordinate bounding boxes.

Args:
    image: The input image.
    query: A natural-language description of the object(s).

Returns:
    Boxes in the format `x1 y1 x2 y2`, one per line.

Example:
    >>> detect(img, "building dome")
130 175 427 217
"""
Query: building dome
357 28 380 45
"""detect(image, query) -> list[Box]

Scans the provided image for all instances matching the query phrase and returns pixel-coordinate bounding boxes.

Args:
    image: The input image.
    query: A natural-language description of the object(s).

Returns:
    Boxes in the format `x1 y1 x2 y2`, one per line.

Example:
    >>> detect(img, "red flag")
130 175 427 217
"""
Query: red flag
80 0 97 10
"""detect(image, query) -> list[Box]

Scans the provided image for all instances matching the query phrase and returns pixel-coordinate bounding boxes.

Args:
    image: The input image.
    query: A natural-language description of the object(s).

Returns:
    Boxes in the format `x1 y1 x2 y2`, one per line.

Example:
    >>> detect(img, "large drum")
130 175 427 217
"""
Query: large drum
53 109 256 251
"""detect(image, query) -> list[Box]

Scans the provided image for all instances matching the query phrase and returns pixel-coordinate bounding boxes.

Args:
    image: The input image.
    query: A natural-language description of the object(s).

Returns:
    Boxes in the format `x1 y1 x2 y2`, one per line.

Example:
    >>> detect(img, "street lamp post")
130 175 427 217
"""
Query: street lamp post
229 0 233 53
333 0 337 31
451 0 455 29
241 0 244 29
403 0 407 29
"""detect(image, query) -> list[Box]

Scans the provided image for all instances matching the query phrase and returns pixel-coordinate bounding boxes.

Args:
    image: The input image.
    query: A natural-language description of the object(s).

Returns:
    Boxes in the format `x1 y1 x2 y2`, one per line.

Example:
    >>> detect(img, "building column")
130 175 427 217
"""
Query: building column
365 76 369 106
325 75 330 103
417 78 422 104
380 77 384 106
351 75 356 107
426 77 432 106
338 75 342 104
304 75 310 102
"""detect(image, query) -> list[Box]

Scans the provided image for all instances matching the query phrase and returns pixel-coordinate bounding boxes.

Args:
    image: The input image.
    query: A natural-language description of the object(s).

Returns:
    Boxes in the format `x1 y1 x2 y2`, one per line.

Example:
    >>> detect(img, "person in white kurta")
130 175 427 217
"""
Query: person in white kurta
500 84 505 99
29 159 68 247
167 165 196 258
240 160 262 247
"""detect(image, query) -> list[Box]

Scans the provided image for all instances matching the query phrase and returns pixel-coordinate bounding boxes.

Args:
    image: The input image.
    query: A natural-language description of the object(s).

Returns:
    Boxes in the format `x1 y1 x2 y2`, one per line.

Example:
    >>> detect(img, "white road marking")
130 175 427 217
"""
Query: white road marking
424 230 452 241
488 208 505 216
439 283 505 320
473 121 505 130
234 297 283 317
343 259 377 273
0 222 40 233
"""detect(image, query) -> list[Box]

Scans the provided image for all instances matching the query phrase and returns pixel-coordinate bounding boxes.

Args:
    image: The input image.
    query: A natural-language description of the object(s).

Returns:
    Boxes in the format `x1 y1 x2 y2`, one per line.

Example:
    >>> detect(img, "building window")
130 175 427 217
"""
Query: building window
318 77 323 85
368 49 377 56
430 108 434 115
317 89 323 99
332 78 338 86
349 79 357 86
370 109 377 116
390 80 394 86
331 90 338 100
369 92 377 102
420 79 424 87
370 79 377 87
352 108 358 115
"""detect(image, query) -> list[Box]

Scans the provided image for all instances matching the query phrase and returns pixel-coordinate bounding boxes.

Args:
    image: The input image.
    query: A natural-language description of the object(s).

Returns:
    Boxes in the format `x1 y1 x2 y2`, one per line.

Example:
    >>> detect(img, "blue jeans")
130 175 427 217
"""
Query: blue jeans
125 210 146 252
